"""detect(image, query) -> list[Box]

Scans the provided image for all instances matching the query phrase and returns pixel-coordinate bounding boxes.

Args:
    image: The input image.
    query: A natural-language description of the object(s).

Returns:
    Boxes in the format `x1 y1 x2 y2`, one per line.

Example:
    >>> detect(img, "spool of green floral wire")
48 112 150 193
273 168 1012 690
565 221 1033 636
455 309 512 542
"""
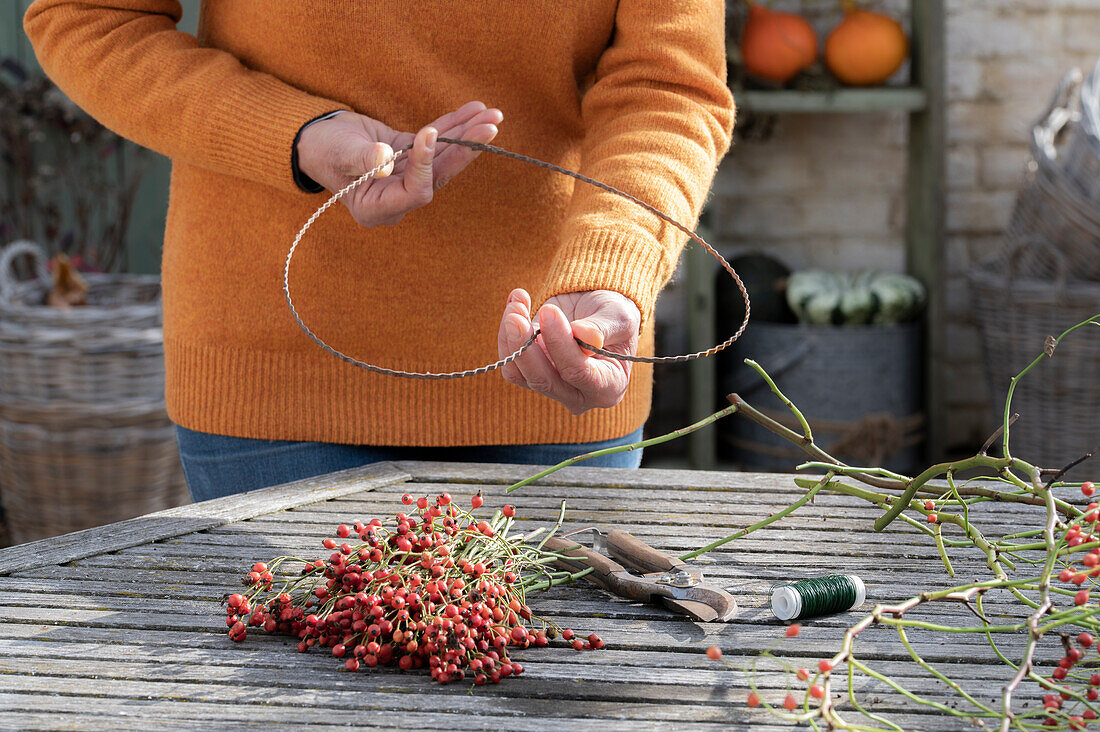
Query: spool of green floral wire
771 574 866 621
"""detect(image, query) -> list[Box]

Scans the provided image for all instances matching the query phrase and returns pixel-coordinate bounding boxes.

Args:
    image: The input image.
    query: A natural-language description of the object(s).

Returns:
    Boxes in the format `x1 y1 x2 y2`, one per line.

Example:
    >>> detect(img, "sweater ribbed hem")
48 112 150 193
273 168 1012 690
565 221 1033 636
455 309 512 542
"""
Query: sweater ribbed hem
533 229 671 329
165 337 652 446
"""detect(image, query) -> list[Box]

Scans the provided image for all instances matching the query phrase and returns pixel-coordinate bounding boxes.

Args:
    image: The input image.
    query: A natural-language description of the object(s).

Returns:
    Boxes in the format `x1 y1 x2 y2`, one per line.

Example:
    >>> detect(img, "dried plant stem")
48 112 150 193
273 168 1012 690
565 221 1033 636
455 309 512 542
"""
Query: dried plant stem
505 402 740 493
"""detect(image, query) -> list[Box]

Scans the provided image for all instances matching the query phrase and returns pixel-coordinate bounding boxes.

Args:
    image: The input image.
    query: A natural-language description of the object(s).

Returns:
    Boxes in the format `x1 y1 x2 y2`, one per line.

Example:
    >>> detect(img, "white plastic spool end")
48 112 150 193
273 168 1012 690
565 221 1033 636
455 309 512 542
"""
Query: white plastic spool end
848 574 867 609
771 585 802 622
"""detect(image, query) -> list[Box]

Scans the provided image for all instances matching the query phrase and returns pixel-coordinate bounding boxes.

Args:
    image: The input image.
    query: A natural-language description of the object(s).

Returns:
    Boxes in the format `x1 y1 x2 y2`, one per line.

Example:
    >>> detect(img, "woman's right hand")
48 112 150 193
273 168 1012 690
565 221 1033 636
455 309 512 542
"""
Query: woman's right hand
295 101 502 227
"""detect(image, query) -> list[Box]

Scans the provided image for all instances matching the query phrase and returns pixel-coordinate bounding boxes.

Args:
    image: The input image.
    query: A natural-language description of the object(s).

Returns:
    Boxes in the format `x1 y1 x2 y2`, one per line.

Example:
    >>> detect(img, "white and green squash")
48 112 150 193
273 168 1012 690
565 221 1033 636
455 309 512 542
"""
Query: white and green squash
785 270 926 326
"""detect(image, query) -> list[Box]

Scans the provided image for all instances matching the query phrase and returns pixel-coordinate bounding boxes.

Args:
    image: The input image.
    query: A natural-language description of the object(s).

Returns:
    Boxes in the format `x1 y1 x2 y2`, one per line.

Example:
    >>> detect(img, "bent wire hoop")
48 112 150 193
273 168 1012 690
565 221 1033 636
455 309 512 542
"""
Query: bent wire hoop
284 137 751 380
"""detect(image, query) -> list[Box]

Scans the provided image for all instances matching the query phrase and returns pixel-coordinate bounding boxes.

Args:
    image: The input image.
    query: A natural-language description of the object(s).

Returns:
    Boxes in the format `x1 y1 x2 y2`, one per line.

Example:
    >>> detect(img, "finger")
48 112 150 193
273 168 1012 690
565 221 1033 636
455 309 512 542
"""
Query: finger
498 291 533 386
434 106 500 147
428 101 488 138
504 301 583 410
538 304 627 406
402 126 437 204
433 118 501 188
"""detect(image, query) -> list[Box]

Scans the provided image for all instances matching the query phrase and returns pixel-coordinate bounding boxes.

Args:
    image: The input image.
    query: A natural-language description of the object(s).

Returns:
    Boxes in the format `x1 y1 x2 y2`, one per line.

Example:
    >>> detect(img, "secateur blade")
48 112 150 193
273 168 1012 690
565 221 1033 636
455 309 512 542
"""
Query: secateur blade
556 526 607 554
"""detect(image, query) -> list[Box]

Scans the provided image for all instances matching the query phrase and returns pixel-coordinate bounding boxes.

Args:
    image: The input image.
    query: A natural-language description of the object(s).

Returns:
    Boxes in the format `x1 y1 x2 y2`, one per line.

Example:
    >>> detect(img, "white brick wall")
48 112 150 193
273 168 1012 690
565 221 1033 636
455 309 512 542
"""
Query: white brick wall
699 0 1100 453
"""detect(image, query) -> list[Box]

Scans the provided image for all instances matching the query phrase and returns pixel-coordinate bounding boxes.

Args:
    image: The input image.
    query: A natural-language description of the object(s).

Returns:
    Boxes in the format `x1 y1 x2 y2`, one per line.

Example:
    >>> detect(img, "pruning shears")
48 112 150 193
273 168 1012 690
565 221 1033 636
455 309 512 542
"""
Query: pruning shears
542 528 737 622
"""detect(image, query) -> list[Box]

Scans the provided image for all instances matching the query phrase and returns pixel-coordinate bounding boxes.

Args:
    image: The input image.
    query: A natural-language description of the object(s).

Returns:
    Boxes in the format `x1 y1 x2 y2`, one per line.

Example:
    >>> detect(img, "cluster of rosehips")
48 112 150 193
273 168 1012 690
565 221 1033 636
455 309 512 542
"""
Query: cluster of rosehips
223 491 601 685
1039 633 1100 728
1059 482 1100 608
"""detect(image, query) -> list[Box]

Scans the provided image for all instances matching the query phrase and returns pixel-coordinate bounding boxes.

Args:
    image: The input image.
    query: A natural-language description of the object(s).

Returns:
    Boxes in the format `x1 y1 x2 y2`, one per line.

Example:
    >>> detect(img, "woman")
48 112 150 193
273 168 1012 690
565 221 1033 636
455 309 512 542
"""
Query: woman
24 1 734 500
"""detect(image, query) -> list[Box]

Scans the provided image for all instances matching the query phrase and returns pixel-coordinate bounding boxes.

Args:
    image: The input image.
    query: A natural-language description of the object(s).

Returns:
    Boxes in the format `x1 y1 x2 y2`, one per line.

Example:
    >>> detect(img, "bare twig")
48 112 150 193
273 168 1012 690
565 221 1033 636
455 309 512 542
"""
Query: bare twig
980 414 1019 456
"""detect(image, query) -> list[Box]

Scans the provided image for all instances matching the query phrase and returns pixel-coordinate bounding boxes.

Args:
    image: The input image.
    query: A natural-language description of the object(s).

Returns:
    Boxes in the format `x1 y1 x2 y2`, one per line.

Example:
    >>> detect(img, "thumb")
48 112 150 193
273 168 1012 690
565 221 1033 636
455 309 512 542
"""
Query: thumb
570 319 605 356
361 141 395 179
403 126 437 201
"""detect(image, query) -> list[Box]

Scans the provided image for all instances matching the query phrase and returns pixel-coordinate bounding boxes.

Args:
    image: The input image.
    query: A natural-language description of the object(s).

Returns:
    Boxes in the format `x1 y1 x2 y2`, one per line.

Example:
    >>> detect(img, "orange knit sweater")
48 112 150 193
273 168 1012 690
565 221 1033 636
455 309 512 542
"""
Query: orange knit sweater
25 1 734 446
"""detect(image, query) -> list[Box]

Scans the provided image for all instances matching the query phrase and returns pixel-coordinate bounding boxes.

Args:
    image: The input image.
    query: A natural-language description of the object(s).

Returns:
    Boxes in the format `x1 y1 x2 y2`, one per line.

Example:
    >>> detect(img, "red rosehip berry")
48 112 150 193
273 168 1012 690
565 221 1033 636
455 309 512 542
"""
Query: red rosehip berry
706 646 722 660
819 660 834 673
796 668 811 681
747 692 760 707
1086 709 1098 720
562 629 574 641
1077 589 1091 606
336 524 351 538
401 494 413 505
810 684 825 699
1082 633 1096 648
1084 482 1096 498
345 658 359 672
783 694 798 711
923 500 935 510
502 505 515 518
786 623 801 637
438 492 452 506
1061 568 1076 583
471 492 484 509
927 513 938 523
227 594 244 608
571 639 584 651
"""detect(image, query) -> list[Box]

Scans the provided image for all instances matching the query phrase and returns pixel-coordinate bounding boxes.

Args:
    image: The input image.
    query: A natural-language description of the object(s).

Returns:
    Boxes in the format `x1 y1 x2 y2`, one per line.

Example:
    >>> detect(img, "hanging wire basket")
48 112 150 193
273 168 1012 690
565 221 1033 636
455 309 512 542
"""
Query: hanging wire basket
1007 64 1100 281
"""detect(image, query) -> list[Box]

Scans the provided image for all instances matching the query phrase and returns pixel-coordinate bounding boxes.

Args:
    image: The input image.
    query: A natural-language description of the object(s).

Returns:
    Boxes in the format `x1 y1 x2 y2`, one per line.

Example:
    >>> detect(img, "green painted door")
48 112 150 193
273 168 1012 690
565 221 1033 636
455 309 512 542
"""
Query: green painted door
1 0 200 275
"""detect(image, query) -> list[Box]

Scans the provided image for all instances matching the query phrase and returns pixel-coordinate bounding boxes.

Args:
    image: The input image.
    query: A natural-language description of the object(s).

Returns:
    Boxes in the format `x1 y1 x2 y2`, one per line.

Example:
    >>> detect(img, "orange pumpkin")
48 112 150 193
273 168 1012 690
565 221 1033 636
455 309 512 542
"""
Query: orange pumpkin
741 4 818 84
825 7 909 86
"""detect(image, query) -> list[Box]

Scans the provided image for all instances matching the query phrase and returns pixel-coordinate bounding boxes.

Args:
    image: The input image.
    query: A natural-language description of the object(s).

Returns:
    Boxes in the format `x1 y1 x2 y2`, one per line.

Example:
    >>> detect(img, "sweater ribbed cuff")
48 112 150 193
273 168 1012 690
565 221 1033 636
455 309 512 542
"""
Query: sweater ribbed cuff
202 77 351 194
532 229 671 329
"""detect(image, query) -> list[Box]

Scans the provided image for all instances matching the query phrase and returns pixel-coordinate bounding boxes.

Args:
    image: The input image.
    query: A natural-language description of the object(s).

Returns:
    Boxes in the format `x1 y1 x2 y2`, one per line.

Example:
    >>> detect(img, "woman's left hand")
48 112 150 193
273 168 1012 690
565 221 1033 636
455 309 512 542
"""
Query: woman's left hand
497 288 640 415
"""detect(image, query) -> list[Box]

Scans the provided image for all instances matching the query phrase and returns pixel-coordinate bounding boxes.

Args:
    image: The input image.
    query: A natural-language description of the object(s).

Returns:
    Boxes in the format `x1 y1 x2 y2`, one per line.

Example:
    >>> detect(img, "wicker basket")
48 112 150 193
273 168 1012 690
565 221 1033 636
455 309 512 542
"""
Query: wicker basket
1008 67 1100 281
0 325 165 403
0 398 187 544
0 241 162 330
0 241 184 543
968 240 1100 477
1064 60 1100 202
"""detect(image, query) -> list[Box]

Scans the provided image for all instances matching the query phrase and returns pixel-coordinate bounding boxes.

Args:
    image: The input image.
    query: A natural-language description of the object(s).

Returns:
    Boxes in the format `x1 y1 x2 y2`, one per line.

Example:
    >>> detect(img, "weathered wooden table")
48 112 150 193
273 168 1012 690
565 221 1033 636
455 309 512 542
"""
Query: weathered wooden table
0 462 1040 730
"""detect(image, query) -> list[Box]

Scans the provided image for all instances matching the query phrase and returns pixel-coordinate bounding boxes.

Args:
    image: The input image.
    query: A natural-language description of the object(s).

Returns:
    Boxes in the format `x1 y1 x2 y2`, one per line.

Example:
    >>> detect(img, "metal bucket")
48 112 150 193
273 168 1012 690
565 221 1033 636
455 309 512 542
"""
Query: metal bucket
716 322 924 475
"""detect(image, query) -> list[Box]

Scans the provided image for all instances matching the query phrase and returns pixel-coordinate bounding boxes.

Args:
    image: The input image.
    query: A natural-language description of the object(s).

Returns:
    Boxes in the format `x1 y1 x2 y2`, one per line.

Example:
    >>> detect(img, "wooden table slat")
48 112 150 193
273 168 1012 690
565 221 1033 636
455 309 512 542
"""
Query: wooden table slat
0 462 410 575
0 460 1063 730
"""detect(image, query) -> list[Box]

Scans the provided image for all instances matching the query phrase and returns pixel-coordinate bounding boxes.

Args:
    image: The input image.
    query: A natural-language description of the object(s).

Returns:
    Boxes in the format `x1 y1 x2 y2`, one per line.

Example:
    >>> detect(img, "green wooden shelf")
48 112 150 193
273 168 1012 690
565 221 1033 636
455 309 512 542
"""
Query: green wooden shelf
738 87 928 114
686 0 945 470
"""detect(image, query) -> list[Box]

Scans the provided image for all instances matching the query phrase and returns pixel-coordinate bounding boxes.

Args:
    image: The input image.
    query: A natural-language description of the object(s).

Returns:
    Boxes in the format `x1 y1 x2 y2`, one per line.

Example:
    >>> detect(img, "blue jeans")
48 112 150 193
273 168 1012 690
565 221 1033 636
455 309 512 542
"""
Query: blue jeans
176 426 644 502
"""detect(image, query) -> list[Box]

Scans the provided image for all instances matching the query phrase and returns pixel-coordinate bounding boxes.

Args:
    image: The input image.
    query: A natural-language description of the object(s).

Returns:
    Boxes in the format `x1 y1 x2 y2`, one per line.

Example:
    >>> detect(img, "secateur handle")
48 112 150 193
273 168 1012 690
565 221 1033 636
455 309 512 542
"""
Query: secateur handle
606 529 685 574
541 536 658 603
